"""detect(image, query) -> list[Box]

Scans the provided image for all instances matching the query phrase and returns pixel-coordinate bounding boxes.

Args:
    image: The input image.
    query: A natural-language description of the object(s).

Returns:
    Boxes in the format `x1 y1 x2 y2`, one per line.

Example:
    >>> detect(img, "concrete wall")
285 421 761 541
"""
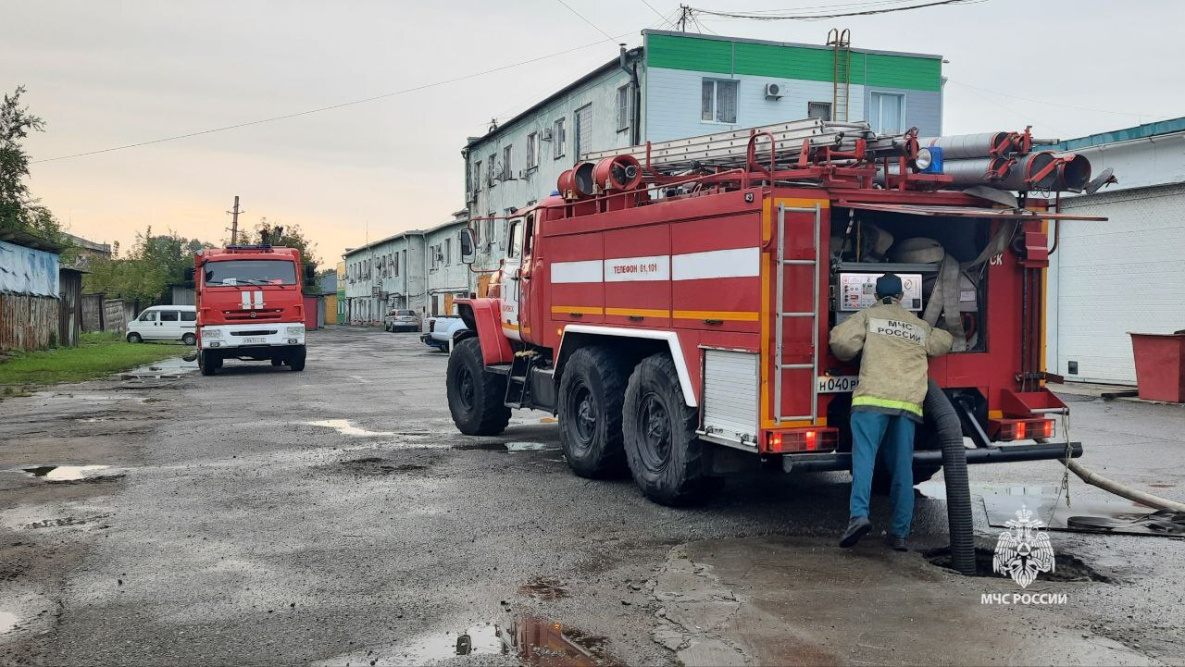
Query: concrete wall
343 233 427 324
425 220 473 317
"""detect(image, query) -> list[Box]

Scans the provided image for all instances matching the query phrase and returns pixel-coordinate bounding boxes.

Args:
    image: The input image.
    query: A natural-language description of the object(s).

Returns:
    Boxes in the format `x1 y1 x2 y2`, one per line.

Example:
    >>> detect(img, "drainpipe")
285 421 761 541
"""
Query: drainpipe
620 45 643 146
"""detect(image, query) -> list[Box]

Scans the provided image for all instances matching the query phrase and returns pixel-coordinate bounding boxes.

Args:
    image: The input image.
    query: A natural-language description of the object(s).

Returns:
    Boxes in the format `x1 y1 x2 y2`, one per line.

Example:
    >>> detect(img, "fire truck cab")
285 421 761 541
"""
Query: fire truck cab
446 120 1104 506
193 246 310 376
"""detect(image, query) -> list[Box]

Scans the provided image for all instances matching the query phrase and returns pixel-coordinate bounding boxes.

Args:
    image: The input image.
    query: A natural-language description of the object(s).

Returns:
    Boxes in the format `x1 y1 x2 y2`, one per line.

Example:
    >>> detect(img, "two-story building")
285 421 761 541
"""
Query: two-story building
463 29 944 253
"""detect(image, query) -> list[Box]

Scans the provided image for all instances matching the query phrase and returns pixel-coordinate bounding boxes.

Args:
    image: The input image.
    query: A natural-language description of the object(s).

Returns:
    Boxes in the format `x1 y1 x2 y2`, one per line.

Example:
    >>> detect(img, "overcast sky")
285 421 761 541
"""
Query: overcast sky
5 0 1182 267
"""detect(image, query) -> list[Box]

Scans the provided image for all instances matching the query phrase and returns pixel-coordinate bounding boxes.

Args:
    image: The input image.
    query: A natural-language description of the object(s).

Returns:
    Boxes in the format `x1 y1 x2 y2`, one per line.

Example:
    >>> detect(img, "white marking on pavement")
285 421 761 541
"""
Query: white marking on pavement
306 420 394 437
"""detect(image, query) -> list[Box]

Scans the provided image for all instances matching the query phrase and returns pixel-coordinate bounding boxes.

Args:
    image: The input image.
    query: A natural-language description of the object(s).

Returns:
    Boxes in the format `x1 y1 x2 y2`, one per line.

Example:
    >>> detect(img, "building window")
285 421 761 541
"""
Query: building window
473 160 482 193
701 79 738 124
445 238 451 265
526 132 538 170
502 144 513 180
553 118 566 160
870 92 905 134
487 153 496 187
574 105 592 158
616 85 631 132
393 253 399 277
807 101 832 121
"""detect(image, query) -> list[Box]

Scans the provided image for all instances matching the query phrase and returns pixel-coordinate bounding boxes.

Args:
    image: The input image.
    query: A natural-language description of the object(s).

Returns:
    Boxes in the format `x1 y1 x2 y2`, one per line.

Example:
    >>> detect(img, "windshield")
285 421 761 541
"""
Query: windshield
204 259 297 286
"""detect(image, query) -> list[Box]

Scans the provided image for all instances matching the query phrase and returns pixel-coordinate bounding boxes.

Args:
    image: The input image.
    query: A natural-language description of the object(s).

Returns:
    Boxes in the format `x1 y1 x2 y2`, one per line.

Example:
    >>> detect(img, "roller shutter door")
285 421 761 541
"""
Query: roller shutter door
1056 184 1185 384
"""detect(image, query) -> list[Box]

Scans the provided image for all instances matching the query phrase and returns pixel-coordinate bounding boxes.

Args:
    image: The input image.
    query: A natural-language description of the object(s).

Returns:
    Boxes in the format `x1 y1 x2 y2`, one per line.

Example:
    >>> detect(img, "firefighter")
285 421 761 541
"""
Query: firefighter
829 273 953 551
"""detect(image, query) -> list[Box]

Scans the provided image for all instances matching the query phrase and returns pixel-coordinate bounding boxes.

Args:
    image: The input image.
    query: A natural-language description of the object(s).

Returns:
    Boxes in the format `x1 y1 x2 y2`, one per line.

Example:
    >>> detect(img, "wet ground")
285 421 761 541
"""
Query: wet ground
0 326 1182 666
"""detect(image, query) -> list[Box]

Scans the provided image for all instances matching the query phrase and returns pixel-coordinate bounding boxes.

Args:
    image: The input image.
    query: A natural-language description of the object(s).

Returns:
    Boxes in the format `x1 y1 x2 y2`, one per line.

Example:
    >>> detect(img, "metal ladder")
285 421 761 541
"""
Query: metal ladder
504 352 532 408
827 28 852 122
774 202 822 424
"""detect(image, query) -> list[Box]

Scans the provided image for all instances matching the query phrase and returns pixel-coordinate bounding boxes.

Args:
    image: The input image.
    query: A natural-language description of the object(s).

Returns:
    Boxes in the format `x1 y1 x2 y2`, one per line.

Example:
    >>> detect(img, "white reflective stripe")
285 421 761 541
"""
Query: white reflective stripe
241 292 251 309
672 247 760 281
551 260 604 284
604 255 669 282
559 325 697 406
253 291 264 309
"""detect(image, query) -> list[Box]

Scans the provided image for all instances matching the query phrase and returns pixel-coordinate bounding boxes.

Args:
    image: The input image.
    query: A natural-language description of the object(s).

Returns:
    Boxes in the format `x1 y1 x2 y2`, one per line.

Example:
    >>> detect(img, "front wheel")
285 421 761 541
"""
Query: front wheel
623 353 718 506
127 332 142 344
199 350 220 376
288 346 306 372
557 347 630 478
182 333 196 346
446 337 510 435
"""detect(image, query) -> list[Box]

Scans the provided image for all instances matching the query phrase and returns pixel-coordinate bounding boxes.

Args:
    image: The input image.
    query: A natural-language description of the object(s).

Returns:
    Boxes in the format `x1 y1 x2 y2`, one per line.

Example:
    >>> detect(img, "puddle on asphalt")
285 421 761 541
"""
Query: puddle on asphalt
506 441 549 452
394 617 618 666
306 420 395 437
453 441 552 453
0 611 17 634
916 481 1056 501
518 577 568 601
120 356 198 381
22 465 113 482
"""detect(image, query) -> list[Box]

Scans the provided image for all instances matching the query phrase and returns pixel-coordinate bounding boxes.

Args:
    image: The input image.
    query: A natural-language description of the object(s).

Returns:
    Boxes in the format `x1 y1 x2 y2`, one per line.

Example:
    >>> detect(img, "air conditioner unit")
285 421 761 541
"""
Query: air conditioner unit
541 128 553 141
764 83 783 100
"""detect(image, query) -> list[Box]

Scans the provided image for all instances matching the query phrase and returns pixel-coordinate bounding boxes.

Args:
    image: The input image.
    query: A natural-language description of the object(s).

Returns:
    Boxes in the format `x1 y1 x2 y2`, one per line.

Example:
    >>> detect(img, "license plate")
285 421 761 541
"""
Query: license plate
818 375 859 393
241 337 267 345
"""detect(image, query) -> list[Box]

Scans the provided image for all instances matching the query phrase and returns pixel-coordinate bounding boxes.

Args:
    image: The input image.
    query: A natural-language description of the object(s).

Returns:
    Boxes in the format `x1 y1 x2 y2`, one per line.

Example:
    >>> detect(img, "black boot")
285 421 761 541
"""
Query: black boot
839 516 872 548
884 533 909 552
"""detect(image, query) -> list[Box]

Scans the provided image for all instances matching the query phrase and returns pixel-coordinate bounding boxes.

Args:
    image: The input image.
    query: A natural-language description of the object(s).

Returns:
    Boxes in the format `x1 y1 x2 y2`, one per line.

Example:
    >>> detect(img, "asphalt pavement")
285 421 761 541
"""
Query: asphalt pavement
0 326 1182 666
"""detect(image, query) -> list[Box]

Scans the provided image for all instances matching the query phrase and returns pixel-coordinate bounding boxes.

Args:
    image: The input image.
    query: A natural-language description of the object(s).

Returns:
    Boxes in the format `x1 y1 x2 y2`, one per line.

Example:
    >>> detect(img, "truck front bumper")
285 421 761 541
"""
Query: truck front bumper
200 324 305 350
781 442 1082 473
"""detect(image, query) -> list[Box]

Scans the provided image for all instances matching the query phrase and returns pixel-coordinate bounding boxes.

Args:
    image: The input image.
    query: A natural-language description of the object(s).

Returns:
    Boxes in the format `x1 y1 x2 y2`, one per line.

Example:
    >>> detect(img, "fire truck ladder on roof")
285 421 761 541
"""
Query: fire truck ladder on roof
827 28 852 123
774 202 822 425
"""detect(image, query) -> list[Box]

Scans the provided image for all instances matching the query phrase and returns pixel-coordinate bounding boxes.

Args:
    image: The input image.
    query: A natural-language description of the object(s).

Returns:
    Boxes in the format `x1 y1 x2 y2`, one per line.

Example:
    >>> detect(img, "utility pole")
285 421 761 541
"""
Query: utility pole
677 5 691 32
228 196 242 245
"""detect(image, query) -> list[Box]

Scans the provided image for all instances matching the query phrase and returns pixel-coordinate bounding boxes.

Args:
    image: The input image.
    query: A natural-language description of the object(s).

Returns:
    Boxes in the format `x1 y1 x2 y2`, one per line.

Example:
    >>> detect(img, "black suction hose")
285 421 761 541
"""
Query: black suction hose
924 379 976 576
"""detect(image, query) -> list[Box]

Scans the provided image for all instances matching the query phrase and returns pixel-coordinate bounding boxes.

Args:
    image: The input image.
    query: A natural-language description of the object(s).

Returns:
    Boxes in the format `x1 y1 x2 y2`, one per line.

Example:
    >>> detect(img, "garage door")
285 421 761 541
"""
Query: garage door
1054 183 1185 384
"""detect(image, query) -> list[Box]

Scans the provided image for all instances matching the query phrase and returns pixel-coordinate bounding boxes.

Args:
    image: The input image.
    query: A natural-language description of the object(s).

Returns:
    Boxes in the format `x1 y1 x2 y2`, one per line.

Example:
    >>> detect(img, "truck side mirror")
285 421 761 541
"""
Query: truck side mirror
304 264 316 286
459 228 475 265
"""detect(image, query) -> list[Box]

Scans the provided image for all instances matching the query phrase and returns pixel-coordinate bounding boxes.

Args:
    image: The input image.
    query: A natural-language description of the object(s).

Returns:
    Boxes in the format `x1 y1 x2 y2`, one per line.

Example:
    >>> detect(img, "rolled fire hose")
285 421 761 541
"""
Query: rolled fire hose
1061 459 1185 513
924 380 976 576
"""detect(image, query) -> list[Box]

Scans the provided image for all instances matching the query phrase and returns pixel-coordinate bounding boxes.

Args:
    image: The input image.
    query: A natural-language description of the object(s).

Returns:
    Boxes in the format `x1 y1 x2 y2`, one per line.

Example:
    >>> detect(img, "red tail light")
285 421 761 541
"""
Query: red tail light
764 428 838 454
994 419 1056 442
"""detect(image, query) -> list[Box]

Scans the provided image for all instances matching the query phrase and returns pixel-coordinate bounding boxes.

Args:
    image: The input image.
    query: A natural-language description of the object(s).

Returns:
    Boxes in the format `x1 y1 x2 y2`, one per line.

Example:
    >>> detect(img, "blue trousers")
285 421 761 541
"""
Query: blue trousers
849 410 916 538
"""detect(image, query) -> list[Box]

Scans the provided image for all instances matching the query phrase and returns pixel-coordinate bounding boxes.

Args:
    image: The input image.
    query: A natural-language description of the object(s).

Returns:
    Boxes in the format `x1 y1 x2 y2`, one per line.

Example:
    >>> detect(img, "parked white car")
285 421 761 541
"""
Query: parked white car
420 315 466 352
126 305 198 345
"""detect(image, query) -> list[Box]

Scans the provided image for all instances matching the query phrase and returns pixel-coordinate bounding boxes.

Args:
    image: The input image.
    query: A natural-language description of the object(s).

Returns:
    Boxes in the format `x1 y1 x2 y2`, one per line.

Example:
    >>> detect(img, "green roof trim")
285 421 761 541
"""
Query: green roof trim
646 31 941 92
1052 117 1185 151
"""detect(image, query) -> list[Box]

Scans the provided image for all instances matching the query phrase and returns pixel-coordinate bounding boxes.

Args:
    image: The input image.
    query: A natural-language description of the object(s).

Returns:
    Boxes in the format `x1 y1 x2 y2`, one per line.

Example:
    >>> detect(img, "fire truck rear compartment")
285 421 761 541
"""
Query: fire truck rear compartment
827 208 992 354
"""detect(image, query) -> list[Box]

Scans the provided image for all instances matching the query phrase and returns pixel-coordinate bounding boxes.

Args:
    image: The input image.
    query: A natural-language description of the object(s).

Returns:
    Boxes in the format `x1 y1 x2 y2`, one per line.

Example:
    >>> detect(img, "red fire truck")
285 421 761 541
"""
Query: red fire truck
446 120 1107 506
193 245 310 375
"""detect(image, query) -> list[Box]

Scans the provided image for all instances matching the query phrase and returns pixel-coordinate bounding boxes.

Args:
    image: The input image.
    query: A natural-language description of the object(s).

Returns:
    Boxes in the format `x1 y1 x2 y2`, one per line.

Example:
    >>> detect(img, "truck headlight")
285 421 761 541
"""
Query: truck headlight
286 325 305 336
202 328 222 339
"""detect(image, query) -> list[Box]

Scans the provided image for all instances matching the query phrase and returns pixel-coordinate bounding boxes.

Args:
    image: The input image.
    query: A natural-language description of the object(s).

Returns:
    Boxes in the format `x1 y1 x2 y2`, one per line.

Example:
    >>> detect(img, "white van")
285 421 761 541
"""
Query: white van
126 305 198 345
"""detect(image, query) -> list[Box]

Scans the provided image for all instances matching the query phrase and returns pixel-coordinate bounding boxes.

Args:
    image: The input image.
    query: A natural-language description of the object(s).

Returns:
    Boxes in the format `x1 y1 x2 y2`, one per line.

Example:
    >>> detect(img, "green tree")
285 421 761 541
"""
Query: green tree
0 86 63 241
251 217 320 275
85 227 213 303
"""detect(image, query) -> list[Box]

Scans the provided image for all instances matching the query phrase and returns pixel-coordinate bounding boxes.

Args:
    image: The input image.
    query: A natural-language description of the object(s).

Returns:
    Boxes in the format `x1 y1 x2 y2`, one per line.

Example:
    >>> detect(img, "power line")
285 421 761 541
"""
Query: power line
34 31 635 164
553 0 617 40
691 0 983 21
639 0 674 27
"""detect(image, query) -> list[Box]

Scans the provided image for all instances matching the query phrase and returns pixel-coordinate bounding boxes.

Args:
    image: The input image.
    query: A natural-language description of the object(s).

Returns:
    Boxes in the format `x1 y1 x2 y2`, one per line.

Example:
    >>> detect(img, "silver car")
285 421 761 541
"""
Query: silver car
384 309 421 333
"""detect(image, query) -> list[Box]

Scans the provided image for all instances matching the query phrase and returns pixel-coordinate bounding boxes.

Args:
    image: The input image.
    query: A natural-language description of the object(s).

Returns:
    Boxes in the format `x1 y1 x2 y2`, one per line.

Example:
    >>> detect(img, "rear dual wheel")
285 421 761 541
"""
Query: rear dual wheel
622 353 717 506
557 347 630 478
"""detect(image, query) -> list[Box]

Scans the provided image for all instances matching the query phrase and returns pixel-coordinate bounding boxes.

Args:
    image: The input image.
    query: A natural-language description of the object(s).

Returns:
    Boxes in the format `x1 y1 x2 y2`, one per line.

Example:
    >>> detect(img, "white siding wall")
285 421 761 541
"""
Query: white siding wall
425 220 473 315
644 67 861 143
343 234 427 323
1047 182 1185 384
466 67 634 230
